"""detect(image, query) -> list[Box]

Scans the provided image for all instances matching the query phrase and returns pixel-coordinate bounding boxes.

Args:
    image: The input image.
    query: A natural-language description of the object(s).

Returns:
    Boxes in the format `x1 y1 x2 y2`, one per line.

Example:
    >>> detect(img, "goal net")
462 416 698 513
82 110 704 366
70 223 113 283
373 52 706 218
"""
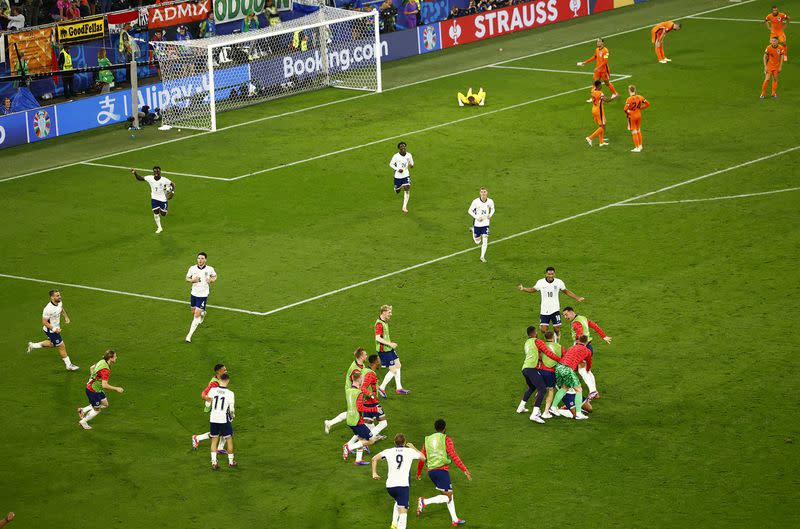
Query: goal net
151 5 382 132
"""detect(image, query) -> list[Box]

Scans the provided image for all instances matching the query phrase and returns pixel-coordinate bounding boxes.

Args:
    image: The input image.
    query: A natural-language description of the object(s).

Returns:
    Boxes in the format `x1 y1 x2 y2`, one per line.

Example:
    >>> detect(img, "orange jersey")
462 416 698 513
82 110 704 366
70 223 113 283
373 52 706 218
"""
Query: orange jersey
624 94 649 117
584 46 610 72
591 89 605 125
765 12 789 35
765 44 787 70
651 21 676 42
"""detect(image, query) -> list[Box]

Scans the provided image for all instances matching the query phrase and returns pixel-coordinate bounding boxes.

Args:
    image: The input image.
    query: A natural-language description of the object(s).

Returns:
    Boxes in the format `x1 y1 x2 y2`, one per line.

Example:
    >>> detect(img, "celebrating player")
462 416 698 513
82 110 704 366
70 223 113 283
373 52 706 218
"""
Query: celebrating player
577 38 618 98
371 433 425 529
468 187 495 263
585 80 611 146
552 335 592 420
537 331 563 418
765 6 790 55
390 142 414 213
376 305 411 396
562 307 612 399
325 347 368 434
204 373 236 470
342 370 378 466
651 21 681 63
185 252 217 343
762 36 787 99
416 419 470 526
517 326 562 423
517 266 585 340
26 289 79 371
132 166 174 234
362 354 389 440
192 363 228 450
78 350 123 430
623 85 649 152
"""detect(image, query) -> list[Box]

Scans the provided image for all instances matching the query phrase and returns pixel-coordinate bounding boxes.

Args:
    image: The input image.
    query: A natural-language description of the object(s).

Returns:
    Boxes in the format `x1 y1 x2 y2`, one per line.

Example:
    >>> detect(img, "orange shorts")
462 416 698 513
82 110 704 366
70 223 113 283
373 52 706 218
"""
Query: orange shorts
766 68 780 77
651 28 665 43
592 109 605 126
593 69 610 82
771 32 786 43
627 114 641 131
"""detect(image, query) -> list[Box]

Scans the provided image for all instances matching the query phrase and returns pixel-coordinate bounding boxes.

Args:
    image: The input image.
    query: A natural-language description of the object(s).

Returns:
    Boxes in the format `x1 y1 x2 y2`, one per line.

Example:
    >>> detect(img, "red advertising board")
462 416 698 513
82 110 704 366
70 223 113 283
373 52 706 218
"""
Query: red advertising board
440 0 591 48
148 0 211 29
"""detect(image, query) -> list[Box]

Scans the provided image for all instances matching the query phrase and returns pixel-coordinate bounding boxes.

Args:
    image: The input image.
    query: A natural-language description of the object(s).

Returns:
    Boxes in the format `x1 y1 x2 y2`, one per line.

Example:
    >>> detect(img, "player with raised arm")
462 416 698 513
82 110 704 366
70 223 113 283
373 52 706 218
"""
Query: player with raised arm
563 307 612 399
416 419 471 526
765 6 790 56
651 21 681 63
552 335 593 419
342 370 378 466
131 166 174 234
192 363 227 450
185 252 217 343
325 347 367 434
372 433 425 529
204 373 237 470
77 350 123 430
376 305 410 396
26 289 79 371
623 85 650 152
390 142 414 213
517 266 584 341
468 187 494 263
762 36 788 98
578 38 618 98
362 354 389 440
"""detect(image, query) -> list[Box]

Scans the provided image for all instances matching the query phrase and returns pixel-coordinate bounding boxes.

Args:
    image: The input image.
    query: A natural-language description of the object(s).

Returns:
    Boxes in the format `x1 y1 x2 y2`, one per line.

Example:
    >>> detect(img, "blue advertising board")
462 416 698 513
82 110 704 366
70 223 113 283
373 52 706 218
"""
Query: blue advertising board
417 23 442 54
0 111 29 149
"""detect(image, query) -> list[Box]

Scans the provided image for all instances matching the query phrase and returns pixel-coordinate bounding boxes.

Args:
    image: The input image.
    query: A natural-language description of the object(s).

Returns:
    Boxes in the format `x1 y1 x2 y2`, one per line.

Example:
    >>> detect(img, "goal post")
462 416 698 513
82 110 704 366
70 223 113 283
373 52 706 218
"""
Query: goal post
151 6 382 132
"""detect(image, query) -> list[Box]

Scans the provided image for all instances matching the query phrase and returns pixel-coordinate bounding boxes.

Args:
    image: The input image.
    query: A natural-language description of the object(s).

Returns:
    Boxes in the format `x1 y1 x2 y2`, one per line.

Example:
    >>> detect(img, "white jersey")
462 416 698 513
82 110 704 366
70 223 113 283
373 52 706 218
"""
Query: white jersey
389 153 414 179
207 387 235 423
186 264 216 297
534 277 566 315
379 446 421 488
468 197 495 227
42 301 62 332
144 175 173 201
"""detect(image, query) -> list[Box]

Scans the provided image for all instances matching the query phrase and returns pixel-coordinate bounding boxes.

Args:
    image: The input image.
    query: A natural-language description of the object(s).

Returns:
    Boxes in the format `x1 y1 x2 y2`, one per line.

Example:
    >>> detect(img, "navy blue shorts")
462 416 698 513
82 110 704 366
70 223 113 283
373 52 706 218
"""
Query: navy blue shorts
379 350 398 368
563 393 588 409
210 421 233 438
472 225 489 238
43 329 63 346
387 486 410 508
363 407 385 420
428 469 453 491
190 295 208 309
86 388 106 407
393 176 411 190
540 311 562 326
350 423 372 440
538 369 556 388
151 199 168 211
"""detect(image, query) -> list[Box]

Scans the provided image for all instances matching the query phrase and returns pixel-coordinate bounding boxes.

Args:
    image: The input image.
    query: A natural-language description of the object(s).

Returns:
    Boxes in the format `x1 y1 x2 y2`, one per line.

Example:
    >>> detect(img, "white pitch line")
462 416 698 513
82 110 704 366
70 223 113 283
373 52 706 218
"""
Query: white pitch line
490 65 596 75
0 0 756 184
615 186 800 206
81 162 230 181
688 15 787 22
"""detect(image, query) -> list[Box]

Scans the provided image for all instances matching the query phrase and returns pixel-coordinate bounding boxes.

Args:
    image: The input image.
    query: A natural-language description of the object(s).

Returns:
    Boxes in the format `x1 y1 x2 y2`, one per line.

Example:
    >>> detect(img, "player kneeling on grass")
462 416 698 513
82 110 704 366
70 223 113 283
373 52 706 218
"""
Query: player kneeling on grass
372 433 425 529
342 371 378 466
78 350 123 430
552 335 592 420
457 87 485 106
204 373 237 470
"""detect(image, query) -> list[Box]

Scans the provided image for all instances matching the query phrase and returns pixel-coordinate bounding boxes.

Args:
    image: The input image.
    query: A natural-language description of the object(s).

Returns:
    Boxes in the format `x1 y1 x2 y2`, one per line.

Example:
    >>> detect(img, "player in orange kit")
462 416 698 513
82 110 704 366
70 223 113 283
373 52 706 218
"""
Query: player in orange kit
623 85 649 153
586 80 611 147
651 21 681 63
765 6 790 56
577 38 618 98
762 36 787 98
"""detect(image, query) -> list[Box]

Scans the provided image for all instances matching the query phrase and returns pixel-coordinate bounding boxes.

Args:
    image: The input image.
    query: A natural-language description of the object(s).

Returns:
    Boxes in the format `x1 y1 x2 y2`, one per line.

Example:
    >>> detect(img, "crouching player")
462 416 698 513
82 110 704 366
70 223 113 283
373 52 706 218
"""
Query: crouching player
552 335 593 420
342 371 378 466
416 419 471 526
204 373 236 469
78 350 123 430
372 433 425 529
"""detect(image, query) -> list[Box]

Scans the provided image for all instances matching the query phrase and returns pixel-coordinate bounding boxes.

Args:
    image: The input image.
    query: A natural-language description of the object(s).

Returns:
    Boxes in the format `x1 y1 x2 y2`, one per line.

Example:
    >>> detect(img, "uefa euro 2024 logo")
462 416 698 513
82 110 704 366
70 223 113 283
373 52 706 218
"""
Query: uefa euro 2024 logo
449 20 462 45
423 25 438 50
569 0 581 17
32 110 51 139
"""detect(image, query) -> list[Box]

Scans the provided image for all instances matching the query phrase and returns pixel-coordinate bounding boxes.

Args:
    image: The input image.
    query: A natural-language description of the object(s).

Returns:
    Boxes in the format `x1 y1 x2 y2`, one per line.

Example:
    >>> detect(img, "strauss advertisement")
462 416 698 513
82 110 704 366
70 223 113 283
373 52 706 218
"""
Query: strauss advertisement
440 0 589 47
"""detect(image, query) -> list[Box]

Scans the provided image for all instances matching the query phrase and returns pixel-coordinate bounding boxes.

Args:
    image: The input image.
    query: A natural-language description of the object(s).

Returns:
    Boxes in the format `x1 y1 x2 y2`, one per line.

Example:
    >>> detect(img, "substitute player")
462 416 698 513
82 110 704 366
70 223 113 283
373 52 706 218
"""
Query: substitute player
577 38 619 98
362 354 389 440
26 289 79 371
765 6 790 55
517 266 584 341
517 326 562 423
204 373 237 469
585 80 611 146
372 433 425 529
563 306 612 399
185 252 217 343
468 187 495 263
552 336 592 420
78 350 123 430
376 305 411 396
132 166 174 234
762 36 788 98
623 85 650 152
342 370 378 466
192 363 227 450
390 142 414 213
538 331 563 418
416 419 470 526
651 21 681 63
325 347 368 434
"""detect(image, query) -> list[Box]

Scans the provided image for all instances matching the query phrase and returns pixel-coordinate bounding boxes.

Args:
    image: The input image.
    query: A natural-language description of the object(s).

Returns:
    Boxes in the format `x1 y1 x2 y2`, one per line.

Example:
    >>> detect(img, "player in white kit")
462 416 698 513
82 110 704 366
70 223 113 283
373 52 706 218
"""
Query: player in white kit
132 166 175 234
517 266 585 340
468 187 494 262
372 433 425 529
204 373 237 469
26 289 79 371
390 142 415 213
185 252 217 343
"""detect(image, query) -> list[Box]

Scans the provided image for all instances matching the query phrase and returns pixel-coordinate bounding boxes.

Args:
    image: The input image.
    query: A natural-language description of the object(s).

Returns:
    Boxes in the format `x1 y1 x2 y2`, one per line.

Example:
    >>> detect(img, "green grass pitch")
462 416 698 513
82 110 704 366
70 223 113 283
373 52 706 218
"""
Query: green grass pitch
1 0 799 526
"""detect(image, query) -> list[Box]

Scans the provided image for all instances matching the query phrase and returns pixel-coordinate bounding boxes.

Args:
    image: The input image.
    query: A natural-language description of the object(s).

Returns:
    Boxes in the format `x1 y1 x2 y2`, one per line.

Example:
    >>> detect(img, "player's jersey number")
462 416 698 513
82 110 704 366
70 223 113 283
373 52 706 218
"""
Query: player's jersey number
396 454 404 469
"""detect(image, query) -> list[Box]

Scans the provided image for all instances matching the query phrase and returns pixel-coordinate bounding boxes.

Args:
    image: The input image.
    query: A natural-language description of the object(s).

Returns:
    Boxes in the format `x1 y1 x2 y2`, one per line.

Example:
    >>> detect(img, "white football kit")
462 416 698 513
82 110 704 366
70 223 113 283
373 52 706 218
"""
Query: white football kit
534 278 567 315
390 153 414 180
207 387 235 423
186 265 217 298
468 197 495 227
144 175 173 201
42 301 62 332
380 446 421 488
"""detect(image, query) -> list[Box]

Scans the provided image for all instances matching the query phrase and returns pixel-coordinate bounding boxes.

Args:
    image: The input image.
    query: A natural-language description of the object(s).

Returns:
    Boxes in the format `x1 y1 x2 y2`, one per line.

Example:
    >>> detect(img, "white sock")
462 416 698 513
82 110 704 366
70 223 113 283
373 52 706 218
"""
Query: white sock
355 448 364 462
425 495 449 505
392 503 399 525
402 190 410 210
380 371 395 391
228 453 235 463
446 495 459 522
397 512 407 529
29 342 43 349
211 451 217 464
329 411 347 426
578 367 597 393
348 439 363 450
346 435 358 446
84 408 99 422
480 236 488 259
532 406 541 416
373 420 388 435
394 369 403 390
196 432 210 441
80 405 93 414
154 213 162 229
187 316 202 339
517 400 527 411
62 356 72 366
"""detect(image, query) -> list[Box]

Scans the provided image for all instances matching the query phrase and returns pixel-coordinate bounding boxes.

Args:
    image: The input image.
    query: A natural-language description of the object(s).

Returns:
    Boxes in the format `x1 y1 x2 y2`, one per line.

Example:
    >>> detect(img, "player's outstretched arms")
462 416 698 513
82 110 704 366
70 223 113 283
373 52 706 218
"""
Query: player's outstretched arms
564 289 585 302
0 512 15 528
102 380 124 394
131 168 145 181
603 336 613 344
465 469 472 481
517 284 536 293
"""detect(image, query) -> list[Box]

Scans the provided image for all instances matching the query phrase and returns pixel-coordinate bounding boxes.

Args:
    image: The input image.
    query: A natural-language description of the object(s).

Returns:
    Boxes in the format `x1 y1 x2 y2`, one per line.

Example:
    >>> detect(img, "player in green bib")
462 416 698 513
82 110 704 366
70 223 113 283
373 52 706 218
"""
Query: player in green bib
538 331 564 419
77 350 123 430
192 363 228 450
325 348 367 434
342 371 377 465
416 419 471 526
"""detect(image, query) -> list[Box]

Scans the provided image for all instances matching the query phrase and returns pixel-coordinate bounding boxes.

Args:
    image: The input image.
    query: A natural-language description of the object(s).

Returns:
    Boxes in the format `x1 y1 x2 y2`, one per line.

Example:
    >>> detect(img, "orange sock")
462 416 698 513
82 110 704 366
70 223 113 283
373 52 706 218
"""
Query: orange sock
631 133 637 148
589 127 602 140
656 46 664 60
637 132 643 148
762 79 769 96
608 82 617 96
772 80 778 95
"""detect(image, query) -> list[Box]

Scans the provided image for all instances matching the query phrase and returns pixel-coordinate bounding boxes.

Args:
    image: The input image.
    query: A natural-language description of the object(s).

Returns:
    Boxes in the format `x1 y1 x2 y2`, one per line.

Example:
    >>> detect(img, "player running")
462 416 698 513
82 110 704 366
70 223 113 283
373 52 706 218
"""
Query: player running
192 363 228 450
376 305 411 396
362 354 389 440
517 266 585 341
132 166 174 234
765 6 790 55
468 187 495 263
562 306 612 399
372 433 425 529
651 21 681 63
552 336 592 420
204 373 237 469
585 80 611 146
416 419 471 526
623 85 649 152
577 38 618 98
517 326 562 423
78 350 123 430
26 289 79 371
390 142 415 213
342 370 378 466
762 36 788 98
185 252 217 343
325 347 368 434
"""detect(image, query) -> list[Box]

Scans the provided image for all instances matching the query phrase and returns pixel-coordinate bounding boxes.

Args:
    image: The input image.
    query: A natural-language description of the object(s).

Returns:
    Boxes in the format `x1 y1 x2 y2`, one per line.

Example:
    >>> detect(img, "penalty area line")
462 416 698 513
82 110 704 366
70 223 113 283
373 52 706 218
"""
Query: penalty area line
615 186 800 206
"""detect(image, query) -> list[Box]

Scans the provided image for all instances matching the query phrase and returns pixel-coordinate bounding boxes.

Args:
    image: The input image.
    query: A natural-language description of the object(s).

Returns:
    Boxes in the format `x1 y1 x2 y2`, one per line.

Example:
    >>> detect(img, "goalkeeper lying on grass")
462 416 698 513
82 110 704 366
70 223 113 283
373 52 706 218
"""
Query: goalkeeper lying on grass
458 87 486 106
